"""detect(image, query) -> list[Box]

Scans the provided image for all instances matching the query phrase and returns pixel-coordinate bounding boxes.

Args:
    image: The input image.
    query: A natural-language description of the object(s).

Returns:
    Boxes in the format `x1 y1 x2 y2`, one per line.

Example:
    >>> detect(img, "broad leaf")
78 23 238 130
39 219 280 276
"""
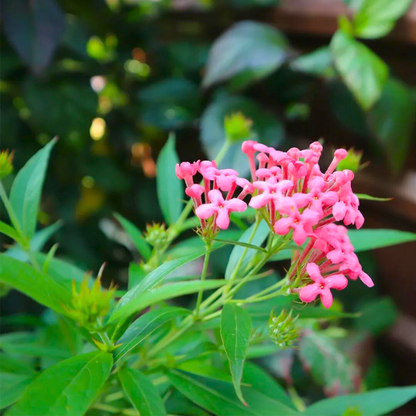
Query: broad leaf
110 252 202 322
1 0 65 74
0 373 34 410
203 21 289 89
367 78 416 174
114 213 152 260
225 220 269 280
9 139 56 239
119 368 166 416
201 95 284 175
291 46 334 78
156 135 183 225
167 370 299 416
299 330 360 395
354 0 414 39
0 254 71 315
221 303 252 405
9 351 113 416
115 307 190 361
331 30 388 110
304 386 416 416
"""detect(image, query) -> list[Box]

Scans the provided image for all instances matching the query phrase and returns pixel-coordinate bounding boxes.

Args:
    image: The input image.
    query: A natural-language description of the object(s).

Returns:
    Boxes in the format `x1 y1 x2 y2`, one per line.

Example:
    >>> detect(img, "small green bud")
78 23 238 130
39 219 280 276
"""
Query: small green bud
268 309 300 349
0 150 14 180
224 112 253 143
144 222 168 248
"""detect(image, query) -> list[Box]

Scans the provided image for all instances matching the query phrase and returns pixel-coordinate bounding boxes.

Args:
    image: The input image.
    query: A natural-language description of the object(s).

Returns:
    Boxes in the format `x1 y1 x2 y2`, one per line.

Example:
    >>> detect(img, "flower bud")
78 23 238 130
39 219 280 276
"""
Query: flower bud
0 150 14 180
225 113 253 143
268 309 300 349
144 222 168 248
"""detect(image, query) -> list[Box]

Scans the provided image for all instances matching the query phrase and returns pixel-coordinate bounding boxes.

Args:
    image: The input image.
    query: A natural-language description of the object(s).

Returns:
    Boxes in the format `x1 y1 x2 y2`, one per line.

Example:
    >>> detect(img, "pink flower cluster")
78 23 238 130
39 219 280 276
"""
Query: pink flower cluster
176 140 373 308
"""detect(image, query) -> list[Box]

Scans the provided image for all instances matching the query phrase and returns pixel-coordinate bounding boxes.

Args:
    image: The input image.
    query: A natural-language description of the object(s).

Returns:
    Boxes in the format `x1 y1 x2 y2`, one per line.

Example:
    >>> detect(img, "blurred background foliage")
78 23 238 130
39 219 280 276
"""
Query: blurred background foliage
1 0 415 274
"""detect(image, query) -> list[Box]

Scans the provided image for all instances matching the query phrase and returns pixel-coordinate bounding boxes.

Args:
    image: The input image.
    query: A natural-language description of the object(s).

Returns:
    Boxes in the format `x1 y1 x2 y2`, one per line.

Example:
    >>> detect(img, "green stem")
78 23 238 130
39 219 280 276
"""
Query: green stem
195 244 211 317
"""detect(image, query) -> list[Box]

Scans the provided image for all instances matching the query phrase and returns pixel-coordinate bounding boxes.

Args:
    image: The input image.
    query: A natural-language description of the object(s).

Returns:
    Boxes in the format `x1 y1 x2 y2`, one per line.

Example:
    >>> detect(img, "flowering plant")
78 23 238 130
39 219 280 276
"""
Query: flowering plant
1 138 416 416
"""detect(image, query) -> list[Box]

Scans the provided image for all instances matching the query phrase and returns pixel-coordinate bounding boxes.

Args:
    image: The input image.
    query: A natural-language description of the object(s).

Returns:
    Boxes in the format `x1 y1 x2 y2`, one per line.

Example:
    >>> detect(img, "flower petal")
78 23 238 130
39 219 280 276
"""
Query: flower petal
299 283 321 303
320 288 334 309
325 274 348 290
195 203 217 219
274 217 292 235
207 189 223 205
306 262 322 283
216 208 230 229
226 198 247 212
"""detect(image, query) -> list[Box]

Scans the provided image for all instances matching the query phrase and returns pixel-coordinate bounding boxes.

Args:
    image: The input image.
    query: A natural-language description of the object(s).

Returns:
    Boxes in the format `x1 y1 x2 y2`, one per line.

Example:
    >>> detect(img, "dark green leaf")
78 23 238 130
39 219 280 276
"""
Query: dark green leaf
0 254 71 315
114 213 152 260
291 46 335 77
9 139 56 239
203 21 289 89
165 389 210 416
355 193 392 201
331 30 388 110
221 303 252 404
0 373 34 410
354 0 414 39
201 95 284 175
367 78 416 174
299 330 360 395
1 0 65 74
304 386 416 416
119 368 166 416
9 351 113 416
225 220 270 280
110 252 202 322
156 135 184 225
115 307 190 362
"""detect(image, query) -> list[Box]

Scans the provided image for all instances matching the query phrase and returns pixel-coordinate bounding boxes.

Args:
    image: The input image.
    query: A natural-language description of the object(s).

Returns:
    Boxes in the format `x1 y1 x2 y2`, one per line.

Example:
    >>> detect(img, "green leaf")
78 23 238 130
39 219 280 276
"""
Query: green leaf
243 362 294 409
203 21 289 89
165 389 210 416
354 0 414 39
114 307 190 362
128 262 146 289
299 330 360 395
221 303 252 405
331 30 388 110
201 95 284 175
304 386 416 416
0 373 35 410
119 368 166 416
9 351 113 416
114 280 226 319
167 370 299 416
0 221 20 241
0 353 35 375
355 193 392 201
0 254 71 315
114 213 152 260
156 135 184 225
110 252 202 322
9 139 56 239
215 238 267 253
367 78 416 174
290 46 335 78
225 220 270 280
348 229 416 252
1 0 65 74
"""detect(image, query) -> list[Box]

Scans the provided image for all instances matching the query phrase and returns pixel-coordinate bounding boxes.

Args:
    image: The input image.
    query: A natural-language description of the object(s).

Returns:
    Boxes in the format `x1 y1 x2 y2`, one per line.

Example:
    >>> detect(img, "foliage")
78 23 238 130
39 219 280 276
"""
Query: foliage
1 139 416 415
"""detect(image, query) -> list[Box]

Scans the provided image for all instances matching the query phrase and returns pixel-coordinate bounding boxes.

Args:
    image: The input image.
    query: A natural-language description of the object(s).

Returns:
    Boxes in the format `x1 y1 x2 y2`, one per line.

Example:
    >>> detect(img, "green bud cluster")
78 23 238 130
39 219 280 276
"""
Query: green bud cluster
0 150 14 180
144 222 168 248
268 309 300 349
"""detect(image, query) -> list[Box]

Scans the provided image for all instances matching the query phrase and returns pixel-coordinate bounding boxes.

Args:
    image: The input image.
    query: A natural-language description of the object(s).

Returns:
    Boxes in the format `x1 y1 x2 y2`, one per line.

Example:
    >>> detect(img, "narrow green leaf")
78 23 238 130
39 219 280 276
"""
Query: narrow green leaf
115 307 190 361
110 252 202 322
299 330 360 395
348 229 416 252
156 135 183 224
356 193 392 201
304 386 416 416
225 220 270 280
128 262 146 290
331 30 388 110
115 280 226 319
42 243 59 273
221 303 252 405
0 254 71 315
354 0 414 39
9 351 113 416
9 139 56 239
119 368 166 416
0 221 20 241
215 238 267 253
114 213 152 260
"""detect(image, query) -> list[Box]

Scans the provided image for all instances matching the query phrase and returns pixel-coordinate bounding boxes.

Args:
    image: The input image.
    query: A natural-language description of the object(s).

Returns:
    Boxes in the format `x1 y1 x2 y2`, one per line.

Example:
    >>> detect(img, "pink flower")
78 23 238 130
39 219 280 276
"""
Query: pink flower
215 169 239 192
249 180 293 209
195 189 247 230
274 207 320 245
299 263 348 308
185 184 204 199
176 162 199 187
